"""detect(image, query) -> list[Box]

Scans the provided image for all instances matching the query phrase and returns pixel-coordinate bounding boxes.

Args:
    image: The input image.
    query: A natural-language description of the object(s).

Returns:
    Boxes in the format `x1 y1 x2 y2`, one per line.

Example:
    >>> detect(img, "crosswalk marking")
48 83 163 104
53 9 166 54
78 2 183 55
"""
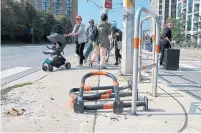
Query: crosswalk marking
1 67 32 79
179 63 198 69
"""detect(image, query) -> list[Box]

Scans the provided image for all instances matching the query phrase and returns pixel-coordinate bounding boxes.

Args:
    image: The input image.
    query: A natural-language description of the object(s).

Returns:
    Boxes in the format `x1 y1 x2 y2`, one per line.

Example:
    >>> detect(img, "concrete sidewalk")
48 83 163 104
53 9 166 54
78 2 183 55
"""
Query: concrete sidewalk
1 51 201 132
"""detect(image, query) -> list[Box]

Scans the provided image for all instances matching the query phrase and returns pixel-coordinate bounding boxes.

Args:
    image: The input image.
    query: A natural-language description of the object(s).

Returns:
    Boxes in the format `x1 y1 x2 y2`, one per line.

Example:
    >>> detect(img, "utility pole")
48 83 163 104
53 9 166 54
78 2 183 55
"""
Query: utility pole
121 0 135 75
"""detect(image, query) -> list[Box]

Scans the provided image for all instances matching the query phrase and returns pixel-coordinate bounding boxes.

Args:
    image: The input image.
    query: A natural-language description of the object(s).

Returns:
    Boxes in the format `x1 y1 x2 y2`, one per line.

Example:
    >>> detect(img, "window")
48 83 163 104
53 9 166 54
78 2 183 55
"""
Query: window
177 3 182 17
34 0 38 9
187 15 192 31
159 5 162 9
159 0 162 3
188 0 193 13
42 0 50 10
159 10 162 15
193 25 198 31
194 4 199 12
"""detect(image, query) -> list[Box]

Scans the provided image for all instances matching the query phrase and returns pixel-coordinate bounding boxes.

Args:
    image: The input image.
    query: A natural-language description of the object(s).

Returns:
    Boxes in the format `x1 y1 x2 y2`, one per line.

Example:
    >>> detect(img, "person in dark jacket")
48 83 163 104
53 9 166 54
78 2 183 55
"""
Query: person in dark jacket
159 21 172 65
111 26 122 65
84 19 97 63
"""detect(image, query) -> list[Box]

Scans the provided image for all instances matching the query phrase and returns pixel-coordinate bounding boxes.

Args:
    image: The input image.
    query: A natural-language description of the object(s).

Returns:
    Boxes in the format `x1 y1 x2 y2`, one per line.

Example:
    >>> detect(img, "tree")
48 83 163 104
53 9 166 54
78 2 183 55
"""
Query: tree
1 0 37 41
171 18 186 46
55 15 72 34
37 11 57 37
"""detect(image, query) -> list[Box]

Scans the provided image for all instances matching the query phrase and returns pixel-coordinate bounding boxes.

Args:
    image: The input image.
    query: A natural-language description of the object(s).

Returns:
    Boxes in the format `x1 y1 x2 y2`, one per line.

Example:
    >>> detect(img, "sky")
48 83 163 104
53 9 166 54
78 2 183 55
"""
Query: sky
78 0 150 30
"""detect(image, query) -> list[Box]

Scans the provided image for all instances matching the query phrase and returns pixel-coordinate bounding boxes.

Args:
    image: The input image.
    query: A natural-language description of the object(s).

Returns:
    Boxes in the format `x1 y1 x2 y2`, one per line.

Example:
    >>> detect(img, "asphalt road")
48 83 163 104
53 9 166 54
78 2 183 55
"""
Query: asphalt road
1 44 75 71
1 44 201 100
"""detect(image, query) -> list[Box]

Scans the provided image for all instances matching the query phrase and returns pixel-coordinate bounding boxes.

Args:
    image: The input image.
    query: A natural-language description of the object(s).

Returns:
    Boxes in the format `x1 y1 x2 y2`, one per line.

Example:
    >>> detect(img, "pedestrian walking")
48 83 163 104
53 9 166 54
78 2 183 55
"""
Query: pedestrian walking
110 26 122 65
90 13 111 69
105 34 114 63
84 19 98 63
159 20 173 66
64 15 86 66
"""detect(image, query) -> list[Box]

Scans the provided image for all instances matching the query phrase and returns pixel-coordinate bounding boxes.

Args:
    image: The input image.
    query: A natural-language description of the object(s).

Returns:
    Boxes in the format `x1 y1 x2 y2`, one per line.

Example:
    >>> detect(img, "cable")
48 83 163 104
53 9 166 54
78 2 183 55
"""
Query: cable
158 86 188 132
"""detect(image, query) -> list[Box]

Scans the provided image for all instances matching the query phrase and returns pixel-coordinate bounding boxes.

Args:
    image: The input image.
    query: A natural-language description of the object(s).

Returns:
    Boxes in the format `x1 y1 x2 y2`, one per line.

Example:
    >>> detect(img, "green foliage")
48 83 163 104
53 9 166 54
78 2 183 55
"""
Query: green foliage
1 0 72 43
54 15 73 34
171 18 186 44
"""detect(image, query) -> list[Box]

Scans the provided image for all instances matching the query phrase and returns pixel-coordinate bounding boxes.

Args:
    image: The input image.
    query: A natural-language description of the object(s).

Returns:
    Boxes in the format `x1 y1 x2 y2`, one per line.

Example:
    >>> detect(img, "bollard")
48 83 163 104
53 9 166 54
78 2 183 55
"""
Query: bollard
131 7 160 115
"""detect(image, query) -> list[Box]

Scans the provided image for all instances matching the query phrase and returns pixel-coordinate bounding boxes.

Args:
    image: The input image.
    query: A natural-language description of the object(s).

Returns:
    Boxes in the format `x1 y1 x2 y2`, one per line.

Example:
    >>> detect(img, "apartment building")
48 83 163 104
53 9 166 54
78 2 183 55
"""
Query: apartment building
30 0 78 25
177 0 200 42
198 0 201 45
150 0 177 27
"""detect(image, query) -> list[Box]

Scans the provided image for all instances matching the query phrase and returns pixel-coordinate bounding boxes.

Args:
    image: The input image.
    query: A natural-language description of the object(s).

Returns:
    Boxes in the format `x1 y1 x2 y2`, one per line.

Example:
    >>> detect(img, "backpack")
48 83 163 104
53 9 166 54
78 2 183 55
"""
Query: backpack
88 27 98 42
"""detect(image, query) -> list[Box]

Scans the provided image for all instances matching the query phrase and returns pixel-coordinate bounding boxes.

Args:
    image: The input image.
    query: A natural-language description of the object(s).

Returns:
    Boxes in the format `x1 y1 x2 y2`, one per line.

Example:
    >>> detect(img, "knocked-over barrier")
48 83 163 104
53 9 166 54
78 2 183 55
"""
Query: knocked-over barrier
131 7 160 114
68 7 160 115
69 71 148 114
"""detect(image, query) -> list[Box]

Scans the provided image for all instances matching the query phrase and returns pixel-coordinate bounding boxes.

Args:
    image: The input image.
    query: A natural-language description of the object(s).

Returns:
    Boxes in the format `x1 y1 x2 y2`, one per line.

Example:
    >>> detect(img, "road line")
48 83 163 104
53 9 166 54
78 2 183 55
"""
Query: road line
1 68 40 86
1 67 32 79
179 63 199 69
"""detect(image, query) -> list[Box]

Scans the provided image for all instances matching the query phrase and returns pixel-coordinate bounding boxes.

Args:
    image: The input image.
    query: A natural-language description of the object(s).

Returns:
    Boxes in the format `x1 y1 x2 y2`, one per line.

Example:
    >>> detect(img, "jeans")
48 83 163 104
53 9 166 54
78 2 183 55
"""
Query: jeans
84 42 93 59
75 41 85 65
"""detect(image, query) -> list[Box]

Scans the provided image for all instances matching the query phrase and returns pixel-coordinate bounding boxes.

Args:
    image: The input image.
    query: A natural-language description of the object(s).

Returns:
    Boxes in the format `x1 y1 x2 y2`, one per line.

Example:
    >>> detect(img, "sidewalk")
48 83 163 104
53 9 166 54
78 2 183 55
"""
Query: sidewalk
1 50 201 132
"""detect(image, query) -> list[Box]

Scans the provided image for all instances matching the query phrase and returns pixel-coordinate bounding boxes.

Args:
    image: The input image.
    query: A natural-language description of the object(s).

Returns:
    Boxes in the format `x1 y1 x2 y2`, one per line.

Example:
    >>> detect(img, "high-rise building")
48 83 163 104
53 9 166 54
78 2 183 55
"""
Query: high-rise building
150 0 177 27
30 0 78 25
177 0 200 42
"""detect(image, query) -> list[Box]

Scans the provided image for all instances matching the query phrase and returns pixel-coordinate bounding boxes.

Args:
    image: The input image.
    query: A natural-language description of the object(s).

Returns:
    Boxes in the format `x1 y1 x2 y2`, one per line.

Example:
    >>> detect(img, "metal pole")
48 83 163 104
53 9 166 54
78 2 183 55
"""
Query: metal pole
151 18 156 97
153 19 160 97
131 7 140 115
121 0 135 75
138 21 142 82
138 16 151 82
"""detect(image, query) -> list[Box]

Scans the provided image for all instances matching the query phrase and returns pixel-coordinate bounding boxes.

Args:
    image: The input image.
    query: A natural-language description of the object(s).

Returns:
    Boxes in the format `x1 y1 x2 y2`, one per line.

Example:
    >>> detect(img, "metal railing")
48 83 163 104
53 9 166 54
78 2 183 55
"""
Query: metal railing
138 16 151 82
131 7 160 114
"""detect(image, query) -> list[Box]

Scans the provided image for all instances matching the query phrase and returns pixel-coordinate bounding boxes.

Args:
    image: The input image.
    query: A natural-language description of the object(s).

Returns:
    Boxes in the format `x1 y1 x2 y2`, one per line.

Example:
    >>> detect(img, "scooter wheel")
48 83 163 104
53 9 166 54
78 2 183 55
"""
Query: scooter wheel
42 66 48 71
48 65 54 72
65 62 71 69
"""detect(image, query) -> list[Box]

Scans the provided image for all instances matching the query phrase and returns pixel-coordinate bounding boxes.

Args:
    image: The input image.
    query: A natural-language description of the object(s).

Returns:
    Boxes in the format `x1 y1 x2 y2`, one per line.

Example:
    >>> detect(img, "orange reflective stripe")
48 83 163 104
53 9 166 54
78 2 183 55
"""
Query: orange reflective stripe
155 45 160 53
105 89 113 94
152 35 156 42
80 83 84 88
103 104 113 109
92 71 108 75
84 86 91 91
100 94 110 99
134 37 139 48
113 81 119 86
69 93 76 108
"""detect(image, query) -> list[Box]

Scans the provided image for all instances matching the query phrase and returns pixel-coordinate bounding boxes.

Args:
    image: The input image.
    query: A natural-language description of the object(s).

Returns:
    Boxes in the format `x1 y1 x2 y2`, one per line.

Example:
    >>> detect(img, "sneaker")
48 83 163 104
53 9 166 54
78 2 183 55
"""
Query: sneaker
76 64 83 67
74 54 79 58
100 65 107 69
114 62 119 65
89 61 93 67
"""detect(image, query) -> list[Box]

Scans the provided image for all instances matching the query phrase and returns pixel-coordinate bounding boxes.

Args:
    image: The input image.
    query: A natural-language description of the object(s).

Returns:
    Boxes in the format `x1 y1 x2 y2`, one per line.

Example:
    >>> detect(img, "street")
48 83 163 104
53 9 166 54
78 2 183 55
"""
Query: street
1 44 75 86
1 44 201 100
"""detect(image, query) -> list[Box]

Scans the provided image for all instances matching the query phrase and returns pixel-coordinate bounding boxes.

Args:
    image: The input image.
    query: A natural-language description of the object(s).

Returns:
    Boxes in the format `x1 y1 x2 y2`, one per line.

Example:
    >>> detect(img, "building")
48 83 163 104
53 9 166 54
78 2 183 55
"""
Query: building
198 0 201 46
30 0 78 25
176 0 200 42
150 0 177 27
